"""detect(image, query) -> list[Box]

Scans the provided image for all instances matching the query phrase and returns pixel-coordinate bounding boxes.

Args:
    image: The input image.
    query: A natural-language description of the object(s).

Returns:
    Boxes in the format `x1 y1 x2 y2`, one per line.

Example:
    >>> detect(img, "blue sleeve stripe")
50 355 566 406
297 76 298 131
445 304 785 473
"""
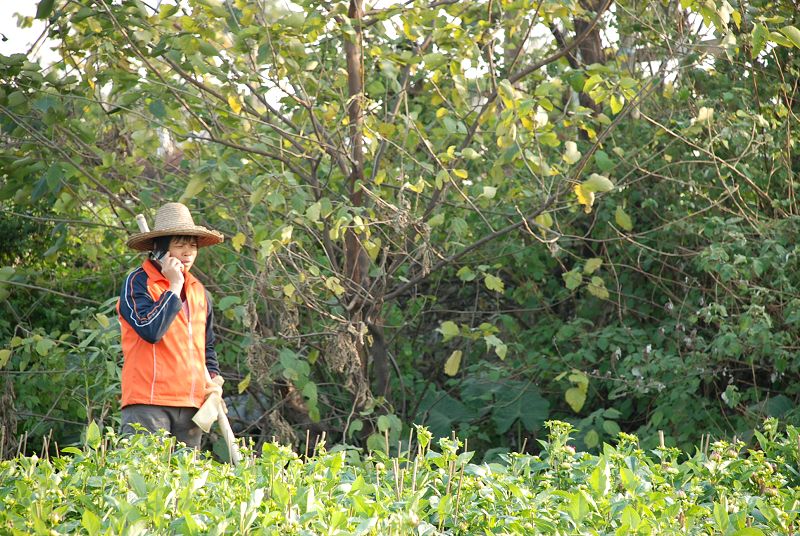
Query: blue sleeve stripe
122 269 176 328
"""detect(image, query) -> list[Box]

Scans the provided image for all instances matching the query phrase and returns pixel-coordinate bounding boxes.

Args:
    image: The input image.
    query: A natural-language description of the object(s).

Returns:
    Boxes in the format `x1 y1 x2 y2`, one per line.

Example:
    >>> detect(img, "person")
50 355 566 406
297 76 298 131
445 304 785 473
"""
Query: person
116 202 225 448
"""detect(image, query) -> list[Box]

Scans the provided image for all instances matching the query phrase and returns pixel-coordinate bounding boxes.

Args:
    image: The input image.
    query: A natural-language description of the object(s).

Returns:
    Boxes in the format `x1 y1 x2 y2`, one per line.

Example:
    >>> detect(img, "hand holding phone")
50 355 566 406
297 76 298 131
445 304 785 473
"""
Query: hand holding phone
160 252 185 294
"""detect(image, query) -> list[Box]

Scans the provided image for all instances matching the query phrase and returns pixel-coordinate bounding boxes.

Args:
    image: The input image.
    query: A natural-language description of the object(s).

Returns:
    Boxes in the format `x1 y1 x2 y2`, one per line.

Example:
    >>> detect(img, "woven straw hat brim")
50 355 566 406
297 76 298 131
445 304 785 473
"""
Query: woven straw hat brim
126 226 224 251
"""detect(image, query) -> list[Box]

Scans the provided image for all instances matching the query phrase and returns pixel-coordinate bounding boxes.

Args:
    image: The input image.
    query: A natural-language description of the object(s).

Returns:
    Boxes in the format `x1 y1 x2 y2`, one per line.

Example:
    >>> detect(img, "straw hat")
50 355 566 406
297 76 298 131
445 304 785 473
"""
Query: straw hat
126 202 224 251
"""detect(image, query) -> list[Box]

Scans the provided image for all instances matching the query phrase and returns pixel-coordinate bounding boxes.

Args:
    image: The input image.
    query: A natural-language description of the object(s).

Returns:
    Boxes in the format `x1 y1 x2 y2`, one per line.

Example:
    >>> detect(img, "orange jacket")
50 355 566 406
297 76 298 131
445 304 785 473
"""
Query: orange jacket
117 259 215 408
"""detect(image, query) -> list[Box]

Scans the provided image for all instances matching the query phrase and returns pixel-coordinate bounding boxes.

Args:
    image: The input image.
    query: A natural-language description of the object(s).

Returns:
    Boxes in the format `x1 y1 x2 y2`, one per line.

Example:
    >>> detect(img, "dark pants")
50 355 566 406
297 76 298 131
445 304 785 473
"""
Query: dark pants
120 404 203 448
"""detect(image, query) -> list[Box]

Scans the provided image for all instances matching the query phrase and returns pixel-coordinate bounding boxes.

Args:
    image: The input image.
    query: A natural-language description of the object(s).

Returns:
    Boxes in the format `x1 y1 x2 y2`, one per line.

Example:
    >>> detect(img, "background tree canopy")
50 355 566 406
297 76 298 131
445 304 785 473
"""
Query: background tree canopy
1 0 799 458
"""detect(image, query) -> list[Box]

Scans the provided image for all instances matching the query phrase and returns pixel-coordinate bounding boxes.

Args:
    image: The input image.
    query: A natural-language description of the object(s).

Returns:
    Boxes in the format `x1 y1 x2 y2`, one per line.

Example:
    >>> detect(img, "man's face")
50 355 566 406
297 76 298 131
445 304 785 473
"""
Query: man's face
168 237 199 272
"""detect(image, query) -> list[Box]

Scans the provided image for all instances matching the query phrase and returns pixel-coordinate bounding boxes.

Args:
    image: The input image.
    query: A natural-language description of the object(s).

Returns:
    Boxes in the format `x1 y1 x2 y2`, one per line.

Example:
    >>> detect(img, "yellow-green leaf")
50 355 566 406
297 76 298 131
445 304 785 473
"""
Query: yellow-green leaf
95 313 110 329
283 283 296 297
565 387 586 413
584 258 603 275
780 26 800 48
0 349 11 368
462 148 480 160
609 95 624 115
444 350 462 376
563 269 582 290
228 94 242 114
563 141 581 164
364 238 381 261
587 276 610 299
438 320 460 342
567 372 588 391
582 173 614 193
535 212 553 229
574 184 595 213
324 277 345 297
457 266 476 282
86 420 101 450
232 232 246 252
280 225 294 244
35 338 54 356
238 373 251 394
615 206 633 231
484 274 504 293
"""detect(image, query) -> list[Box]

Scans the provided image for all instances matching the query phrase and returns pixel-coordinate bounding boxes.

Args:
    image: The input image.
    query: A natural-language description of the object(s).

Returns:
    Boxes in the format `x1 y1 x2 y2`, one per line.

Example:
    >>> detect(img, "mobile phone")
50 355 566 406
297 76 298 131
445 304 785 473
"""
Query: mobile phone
151 249 168 264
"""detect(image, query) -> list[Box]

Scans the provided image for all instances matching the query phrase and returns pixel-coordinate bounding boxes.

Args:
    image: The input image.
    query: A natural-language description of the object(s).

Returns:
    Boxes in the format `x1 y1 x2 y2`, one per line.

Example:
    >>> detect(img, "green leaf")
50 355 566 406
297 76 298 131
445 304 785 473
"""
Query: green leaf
588 457 609 496
565 387 586 413
218 296 241 310
0 349 11 368
713 498 730 533
45 164 63 190
128 471 147 497
780 26 800 48
484 334 507 360
594 151 614 172
95 314 110 329
180 177 206 203
366 433 386 453
438 321 460 342
86 421 101 450
620 506 641 530
751 23 768 58
428 213 445 227
602 419 621 437
562 269 582 290
149 99 166 118
484 274 504 293
584 258 602 274
443 350 462 376
731 529 766 536
81 510 101 536
615 206 633 231
36 0 56 19
159 4 179 18
305 201 321 222
584 429 599 448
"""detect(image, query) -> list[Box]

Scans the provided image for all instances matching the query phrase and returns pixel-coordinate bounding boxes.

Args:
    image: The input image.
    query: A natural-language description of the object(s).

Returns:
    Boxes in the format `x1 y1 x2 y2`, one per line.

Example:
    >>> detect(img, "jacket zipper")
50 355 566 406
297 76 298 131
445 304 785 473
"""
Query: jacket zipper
187 299 196 406
150 345 157 403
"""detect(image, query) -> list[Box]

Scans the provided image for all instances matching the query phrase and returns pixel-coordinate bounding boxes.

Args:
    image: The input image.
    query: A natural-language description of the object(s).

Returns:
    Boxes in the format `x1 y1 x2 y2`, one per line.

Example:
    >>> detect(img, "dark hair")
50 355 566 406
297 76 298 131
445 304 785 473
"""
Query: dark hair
150 235 198 262
150 236 170 263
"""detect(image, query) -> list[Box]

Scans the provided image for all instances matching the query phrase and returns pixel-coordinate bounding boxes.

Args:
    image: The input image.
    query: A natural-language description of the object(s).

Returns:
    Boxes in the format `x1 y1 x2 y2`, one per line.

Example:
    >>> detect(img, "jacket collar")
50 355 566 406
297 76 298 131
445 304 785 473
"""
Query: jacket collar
141 259 198 287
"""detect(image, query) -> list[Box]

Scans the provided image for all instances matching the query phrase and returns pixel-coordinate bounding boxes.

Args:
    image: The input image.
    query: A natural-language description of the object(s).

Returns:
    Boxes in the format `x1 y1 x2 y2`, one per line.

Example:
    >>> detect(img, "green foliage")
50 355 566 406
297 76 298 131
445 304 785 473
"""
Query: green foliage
2 421 800 534
2 0 800 458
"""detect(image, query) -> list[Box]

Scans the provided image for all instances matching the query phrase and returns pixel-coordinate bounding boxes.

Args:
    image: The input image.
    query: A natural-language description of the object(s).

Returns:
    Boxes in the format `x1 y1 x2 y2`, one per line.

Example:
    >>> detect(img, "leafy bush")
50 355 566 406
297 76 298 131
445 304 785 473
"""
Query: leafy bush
2 420 798 535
